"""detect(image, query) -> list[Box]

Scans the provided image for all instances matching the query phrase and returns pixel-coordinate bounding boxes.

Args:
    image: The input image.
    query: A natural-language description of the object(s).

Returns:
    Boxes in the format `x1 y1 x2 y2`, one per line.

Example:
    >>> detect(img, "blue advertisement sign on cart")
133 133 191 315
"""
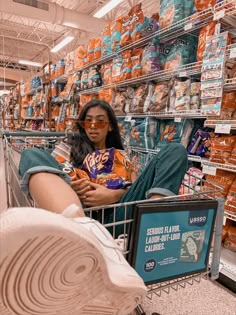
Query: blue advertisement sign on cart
130 200 218 285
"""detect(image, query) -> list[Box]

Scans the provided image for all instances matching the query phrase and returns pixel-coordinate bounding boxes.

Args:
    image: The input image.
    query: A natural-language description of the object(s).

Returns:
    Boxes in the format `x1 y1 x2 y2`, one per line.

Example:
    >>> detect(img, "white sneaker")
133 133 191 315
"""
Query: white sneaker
0 207 146 315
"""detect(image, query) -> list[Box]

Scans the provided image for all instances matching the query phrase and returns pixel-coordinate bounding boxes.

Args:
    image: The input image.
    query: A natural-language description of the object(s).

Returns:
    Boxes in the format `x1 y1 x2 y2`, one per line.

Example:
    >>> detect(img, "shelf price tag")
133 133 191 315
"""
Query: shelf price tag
214 9 225 21
215 124 231 134
125 115 132 122
202 164 217 176
184 23 193 31
230 47 236 59
179 71 187 77
174 117 182 123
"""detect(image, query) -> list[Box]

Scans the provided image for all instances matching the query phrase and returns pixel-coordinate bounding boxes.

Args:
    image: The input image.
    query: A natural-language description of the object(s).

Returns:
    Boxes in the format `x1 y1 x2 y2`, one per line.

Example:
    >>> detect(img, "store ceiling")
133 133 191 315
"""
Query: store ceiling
0 0 159 88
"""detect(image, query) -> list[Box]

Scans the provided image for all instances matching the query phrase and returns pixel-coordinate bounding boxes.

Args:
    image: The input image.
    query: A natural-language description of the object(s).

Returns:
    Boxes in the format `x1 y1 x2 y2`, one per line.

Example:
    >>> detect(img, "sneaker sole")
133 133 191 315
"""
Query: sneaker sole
0 208 145 315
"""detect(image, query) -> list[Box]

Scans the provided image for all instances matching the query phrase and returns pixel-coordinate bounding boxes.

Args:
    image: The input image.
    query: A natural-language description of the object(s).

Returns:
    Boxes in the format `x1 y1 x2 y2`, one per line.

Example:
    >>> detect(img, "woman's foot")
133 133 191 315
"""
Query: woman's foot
0 207 146 315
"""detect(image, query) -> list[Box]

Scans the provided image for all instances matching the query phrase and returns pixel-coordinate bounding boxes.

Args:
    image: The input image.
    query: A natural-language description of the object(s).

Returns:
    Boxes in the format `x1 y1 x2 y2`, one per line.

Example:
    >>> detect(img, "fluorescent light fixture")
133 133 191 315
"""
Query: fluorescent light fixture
19 60 42 67
93 0 124 18
50 36 74 53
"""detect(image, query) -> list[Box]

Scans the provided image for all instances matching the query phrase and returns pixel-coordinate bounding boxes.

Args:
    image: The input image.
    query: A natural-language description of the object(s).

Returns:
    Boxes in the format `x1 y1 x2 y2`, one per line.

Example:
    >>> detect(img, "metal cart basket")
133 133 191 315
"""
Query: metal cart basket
2 131 225 315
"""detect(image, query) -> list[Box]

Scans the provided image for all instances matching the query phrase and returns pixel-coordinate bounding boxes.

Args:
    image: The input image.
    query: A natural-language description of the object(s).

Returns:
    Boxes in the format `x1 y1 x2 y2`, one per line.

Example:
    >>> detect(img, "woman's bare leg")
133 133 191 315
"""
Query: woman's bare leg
29 172 85 217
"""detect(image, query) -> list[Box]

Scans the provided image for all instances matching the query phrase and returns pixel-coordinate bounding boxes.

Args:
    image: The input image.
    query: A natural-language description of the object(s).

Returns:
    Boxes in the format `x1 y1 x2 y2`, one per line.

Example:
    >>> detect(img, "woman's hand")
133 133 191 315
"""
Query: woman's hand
71 177 93 196
81 182 126 207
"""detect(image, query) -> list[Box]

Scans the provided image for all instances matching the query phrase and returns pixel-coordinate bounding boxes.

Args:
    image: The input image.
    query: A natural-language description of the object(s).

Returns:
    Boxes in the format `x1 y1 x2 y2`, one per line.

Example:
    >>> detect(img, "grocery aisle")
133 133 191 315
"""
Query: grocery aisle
0 138 235 314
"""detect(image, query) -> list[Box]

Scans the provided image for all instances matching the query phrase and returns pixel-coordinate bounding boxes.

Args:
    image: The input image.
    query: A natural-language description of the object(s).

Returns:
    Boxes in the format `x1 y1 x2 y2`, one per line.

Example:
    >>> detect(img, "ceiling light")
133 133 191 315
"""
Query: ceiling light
50 36 74 53
93 0 124 18
19 60 43 67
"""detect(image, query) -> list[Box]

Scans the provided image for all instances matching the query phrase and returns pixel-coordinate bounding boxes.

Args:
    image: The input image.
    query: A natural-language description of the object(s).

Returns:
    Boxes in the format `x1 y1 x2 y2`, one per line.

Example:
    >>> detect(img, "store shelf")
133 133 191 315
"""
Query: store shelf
188 155 236 173
220 247 236 284
204 120 236 131
224 77 236 91
117 110 209 119
225 210 236 221
22 117 44 120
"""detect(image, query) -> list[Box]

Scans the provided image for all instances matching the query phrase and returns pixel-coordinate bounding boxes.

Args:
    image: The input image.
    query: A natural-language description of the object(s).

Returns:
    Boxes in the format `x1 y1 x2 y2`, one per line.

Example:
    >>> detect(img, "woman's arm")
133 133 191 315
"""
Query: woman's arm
80 182 127 207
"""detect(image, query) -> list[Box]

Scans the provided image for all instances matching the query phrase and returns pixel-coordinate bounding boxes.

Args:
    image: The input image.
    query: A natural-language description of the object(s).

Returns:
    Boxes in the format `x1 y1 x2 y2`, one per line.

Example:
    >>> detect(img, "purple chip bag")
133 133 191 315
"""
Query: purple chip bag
142 43 161 75
187 128 215 157
82 148 115 179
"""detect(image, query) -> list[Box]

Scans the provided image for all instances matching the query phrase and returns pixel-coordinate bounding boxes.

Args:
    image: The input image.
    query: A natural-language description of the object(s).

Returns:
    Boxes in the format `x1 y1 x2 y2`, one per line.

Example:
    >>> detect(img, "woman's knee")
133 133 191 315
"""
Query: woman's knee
161 143 187 159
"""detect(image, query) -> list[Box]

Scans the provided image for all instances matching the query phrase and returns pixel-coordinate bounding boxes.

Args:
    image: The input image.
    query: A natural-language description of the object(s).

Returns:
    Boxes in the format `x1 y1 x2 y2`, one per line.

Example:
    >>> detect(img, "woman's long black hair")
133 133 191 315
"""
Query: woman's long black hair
69 99 124 167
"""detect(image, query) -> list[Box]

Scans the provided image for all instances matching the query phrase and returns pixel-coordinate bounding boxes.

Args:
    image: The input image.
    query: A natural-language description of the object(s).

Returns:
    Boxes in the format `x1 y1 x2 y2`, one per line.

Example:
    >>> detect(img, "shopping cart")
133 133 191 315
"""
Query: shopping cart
2 131 225 315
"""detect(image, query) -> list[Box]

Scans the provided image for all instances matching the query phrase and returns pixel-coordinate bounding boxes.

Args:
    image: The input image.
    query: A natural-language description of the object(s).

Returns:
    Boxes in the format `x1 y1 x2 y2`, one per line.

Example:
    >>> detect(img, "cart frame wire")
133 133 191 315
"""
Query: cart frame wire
2 132 225 315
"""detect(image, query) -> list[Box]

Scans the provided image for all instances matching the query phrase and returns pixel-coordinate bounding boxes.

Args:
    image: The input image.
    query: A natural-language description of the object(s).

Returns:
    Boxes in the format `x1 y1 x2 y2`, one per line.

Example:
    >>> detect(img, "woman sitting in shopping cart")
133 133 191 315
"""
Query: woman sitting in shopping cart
19 99 188 223
1 99 188 315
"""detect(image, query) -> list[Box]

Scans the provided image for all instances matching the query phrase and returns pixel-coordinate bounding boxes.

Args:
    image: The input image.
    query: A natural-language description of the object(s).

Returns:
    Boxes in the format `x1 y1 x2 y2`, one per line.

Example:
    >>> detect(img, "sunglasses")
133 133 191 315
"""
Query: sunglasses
78 120 110 129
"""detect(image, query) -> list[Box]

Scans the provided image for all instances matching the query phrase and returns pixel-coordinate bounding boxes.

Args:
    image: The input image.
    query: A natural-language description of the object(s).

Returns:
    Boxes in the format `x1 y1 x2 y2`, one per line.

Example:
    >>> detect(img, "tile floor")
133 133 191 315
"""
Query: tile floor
0 138 235 315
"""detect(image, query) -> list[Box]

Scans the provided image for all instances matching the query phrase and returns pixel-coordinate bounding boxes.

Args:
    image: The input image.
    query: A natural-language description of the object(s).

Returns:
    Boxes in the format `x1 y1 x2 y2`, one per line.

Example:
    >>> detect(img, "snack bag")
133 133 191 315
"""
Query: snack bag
160 0 184 29
187 127 216 158
80 69 89 90
129 118 158 150
156 120 184 147
88 66 102 89
111 16 123 52
142 43 160 75
101 23 112 56
160 35 197 70
87 38 96 63
101 62 113 85
118 118 131 146
147 81 170 112
81 148 134 189
111 90 128 115
129 3 145 42
98 88 113 104
197 22 216 61
94 38 102 60
174 77 191 111
112 56 123 83
190 81 201 110
210 136 236 164
204 170 236 198
137 14 159 39
131 48 143 78
194 0 217 11
121 16 132 47
224 179 236 213
120 50 132 81
130 84 149 113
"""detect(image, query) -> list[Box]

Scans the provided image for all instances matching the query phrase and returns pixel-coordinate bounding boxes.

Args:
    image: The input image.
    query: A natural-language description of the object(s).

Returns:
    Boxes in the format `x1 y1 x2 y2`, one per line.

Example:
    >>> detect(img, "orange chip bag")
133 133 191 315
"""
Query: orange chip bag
197 21 216 61
98 89 113 103
131 48 143 78
94 38 102 60
194 0 217 11
121 16 132 47
121 50 132 81
129 3 144 42
87 38 96 63
111 16 123 52
101 62 113 85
